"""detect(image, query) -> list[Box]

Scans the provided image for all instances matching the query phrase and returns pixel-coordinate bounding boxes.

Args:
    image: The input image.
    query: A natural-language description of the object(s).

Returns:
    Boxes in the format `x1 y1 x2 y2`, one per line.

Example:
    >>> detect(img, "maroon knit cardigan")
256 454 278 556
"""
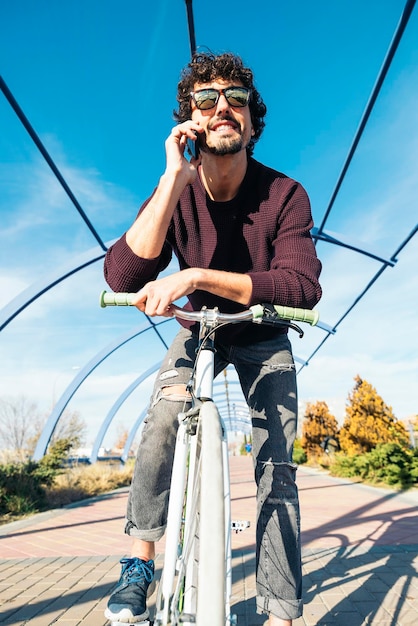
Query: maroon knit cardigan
104 158 322 344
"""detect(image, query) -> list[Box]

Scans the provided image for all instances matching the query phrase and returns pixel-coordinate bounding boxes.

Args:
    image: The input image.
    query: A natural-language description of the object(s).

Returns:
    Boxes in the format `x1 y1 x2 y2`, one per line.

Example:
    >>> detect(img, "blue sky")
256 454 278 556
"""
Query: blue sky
1 0 417 448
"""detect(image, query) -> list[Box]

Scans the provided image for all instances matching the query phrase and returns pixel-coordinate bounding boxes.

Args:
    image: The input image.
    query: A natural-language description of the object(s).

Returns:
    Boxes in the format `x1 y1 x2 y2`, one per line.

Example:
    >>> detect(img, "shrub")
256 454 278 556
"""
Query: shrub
0 439 77 520
0 459 48 517
366 443 412 486
331 443 417 489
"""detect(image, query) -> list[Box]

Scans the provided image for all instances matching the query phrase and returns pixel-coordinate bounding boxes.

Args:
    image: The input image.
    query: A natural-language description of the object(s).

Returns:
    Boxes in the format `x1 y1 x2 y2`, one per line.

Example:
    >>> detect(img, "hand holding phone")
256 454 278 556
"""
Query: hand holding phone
187 131 200 160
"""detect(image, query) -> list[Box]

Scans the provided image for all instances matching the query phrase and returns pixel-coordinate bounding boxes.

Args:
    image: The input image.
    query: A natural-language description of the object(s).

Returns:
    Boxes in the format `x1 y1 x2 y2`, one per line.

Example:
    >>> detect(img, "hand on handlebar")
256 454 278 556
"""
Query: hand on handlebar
133 270 197 317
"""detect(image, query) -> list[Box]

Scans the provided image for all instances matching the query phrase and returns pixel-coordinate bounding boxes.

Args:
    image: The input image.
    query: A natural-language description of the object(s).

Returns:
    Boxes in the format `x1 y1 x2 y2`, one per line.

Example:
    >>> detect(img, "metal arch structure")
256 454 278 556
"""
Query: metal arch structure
99 368 252 463
213 403 252 435
122 402 251 465
308 0 418 364
30 305 326 462
89 362 162 464
32 323 171 461
0 0 416 459
184 0 197 56
0 237 170 355
308 223 418 365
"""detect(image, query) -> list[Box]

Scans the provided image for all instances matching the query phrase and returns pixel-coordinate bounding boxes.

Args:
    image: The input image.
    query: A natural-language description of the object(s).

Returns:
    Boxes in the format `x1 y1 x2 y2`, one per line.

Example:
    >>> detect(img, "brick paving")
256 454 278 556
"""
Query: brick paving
0 457 417 625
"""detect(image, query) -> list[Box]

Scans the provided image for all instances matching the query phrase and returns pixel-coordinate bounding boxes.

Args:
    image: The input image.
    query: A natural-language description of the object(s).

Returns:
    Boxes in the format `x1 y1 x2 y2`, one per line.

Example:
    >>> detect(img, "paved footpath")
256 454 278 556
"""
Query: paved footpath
0 456 417 625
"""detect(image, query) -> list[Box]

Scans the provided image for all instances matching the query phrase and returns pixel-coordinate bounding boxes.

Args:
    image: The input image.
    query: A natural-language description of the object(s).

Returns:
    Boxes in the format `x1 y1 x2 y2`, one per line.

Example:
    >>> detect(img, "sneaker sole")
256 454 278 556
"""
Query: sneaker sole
104 606 149 623
110 620 151 626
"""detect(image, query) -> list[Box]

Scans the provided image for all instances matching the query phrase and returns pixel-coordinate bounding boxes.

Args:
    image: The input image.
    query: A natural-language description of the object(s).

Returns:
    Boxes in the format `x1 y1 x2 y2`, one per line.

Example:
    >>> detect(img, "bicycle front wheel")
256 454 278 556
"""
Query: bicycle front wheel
196 400 226 626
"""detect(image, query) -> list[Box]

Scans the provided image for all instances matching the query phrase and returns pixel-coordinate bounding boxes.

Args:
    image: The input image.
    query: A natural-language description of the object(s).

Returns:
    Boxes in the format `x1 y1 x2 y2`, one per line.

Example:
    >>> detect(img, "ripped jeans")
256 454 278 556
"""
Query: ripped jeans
125 328 302 620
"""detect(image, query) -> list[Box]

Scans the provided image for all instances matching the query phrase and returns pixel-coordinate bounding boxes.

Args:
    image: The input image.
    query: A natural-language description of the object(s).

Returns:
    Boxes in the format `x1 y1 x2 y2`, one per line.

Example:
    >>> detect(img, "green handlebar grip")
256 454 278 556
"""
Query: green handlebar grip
100 291 135 307
274 305 319 326
251 304 319 326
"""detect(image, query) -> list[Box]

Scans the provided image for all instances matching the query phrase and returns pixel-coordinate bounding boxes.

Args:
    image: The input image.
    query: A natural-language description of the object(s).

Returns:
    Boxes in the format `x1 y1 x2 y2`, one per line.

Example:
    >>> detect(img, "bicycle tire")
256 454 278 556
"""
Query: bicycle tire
196 400 226 626
156 402 227 626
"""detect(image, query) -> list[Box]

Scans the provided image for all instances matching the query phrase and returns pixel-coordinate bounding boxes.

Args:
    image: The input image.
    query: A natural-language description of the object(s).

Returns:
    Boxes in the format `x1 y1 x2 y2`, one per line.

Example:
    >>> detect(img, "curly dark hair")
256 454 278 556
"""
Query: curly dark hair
174 51 267 156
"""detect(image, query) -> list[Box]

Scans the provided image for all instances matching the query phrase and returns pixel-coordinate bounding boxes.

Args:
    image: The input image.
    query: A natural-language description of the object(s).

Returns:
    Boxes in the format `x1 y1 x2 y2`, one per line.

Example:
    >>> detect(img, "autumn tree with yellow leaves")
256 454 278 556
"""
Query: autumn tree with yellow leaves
339 375 409 454
301 401 339 457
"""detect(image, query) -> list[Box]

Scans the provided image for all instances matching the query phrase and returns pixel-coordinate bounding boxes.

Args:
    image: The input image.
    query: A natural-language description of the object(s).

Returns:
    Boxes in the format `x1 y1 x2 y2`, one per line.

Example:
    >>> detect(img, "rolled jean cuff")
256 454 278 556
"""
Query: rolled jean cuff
124 519 166 542
256 595 303 620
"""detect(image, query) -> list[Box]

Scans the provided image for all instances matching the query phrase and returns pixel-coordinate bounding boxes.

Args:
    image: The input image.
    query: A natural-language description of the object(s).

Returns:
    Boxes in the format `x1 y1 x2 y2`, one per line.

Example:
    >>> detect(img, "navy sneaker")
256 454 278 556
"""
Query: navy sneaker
105 557 155 623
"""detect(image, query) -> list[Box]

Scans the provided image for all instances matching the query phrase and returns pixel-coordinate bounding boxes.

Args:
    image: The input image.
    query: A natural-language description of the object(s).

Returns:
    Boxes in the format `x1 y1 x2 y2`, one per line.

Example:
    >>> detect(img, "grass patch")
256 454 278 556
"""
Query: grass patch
45 462 134 507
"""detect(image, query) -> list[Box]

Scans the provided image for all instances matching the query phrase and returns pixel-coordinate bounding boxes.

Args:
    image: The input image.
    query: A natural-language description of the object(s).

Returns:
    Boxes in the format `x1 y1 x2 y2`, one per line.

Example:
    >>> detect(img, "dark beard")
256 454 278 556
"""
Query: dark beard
204 135 243 156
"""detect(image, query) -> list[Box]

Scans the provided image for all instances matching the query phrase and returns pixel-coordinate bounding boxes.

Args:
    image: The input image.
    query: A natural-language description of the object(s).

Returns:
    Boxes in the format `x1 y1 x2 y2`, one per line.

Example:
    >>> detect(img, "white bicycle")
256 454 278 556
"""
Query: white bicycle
100 293 319 626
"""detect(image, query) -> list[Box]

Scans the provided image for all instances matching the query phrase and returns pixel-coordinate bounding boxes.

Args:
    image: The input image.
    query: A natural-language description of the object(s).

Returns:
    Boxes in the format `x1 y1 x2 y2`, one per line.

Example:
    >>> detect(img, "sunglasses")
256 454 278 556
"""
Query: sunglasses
190 86 251 110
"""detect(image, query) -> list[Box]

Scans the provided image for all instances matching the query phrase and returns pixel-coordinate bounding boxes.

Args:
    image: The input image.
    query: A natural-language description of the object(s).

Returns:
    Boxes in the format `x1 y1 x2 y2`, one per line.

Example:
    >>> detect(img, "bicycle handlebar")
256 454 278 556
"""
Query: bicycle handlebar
100 291 319 327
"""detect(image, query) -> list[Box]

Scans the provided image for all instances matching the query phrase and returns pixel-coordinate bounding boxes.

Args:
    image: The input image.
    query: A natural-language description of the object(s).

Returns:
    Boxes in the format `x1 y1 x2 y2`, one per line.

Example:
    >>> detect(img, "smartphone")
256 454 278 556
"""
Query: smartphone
187 132 200 159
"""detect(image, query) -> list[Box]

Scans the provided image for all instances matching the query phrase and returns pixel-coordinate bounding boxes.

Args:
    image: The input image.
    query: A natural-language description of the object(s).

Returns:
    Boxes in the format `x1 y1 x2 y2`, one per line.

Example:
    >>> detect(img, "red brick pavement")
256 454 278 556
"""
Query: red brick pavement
2 458 416 559
0 457 417 625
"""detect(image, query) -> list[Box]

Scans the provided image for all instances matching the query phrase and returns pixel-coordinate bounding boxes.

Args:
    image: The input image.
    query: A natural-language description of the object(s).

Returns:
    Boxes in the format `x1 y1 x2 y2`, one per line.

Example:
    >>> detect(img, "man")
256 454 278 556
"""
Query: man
104 51 322 626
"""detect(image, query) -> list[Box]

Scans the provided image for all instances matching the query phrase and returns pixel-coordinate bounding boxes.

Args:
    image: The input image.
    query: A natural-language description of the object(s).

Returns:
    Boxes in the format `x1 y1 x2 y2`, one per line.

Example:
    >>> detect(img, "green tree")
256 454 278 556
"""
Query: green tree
339 375 409 454
301 401 339 458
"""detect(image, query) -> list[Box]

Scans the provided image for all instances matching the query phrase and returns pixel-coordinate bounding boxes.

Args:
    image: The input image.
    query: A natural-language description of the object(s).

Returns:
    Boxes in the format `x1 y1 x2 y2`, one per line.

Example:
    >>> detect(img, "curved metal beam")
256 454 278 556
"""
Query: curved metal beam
0 244 108 331
90 362 162 463
119 376 252 463
301 223 418 370
185 0 197 56
316 0 417 235
0 75 107 251
32 319 172 460
311 227 396 266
